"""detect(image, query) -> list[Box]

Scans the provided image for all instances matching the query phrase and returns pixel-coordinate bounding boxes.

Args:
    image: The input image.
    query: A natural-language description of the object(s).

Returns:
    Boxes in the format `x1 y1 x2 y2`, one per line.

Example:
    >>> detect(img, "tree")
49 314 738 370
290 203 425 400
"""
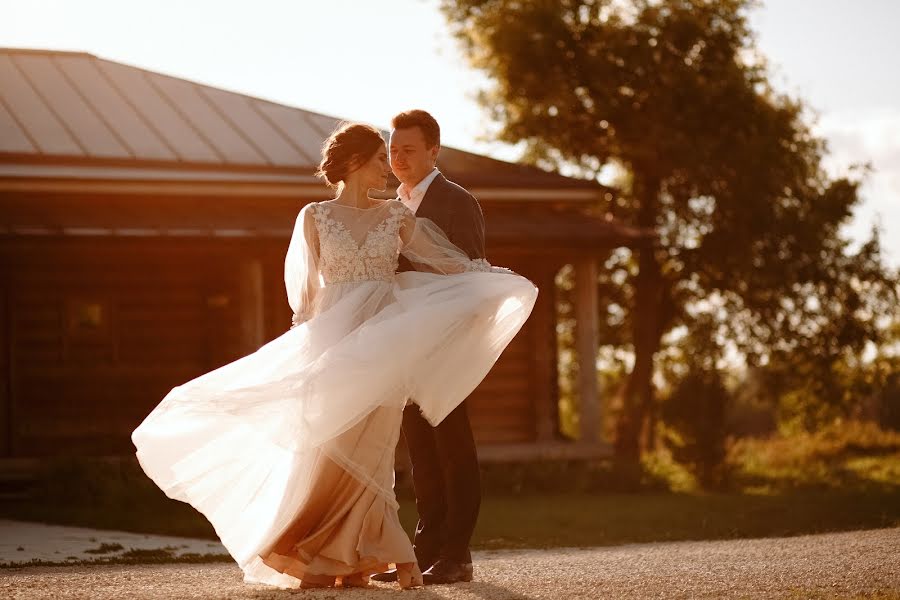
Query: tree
441 0 898 458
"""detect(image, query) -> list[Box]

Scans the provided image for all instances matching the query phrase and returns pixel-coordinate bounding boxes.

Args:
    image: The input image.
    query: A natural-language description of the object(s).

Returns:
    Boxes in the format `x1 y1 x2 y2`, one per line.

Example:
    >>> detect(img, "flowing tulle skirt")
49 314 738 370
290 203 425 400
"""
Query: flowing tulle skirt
132 270 537 588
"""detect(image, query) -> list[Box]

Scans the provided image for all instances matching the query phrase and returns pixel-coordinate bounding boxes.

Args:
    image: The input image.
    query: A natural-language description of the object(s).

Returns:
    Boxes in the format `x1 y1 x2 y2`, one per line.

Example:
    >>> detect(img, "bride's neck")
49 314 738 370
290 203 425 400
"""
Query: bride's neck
334 179 371 208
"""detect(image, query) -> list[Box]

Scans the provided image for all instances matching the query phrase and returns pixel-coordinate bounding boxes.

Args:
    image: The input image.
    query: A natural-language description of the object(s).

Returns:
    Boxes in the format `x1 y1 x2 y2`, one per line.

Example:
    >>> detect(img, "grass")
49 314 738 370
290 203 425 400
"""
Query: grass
84 542 124 554
1 421 898 563
464 489 900 550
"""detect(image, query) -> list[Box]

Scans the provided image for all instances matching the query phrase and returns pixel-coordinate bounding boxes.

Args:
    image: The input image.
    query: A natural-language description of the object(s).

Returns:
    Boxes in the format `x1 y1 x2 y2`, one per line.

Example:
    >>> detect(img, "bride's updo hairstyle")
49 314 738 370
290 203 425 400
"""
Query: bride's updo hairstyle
316 122 385 187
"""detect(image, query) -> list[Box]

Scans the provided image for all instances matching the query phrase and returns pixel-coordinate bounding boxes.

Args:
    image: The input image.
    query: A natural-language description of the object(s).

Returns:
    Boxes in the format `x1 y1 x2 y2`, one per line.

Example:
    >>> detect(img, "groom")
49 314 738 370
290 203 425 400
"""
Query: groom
374 109 484 585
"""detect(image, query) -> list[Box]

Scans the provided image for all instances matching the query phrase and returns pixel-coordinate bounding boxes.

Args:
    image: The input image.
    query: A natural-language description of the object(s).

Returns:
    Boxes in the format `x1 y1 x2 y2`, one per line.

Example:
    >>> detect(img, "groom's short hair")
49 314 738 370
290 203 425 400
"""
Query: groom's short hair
391 110 440 149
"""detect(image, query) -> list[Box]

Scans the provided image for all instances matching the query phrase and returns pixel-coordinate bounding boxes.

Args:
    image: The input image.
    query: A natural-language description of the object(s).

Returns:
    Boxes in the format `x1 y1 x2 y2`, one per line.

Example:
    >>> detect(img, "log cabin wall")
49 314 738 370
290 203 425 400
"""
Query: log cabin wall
0 234 558 458
2 237 247 457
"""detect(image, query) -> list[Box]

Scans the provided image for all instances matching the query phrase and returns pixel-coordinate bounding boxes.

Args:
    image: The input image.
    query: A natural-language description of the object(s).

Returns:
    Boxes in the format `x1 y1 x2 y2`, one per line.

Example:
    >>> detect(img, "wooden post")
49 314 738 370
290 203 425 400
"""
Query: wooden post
574 256 600 443
531 260 558 442
238 259 265 352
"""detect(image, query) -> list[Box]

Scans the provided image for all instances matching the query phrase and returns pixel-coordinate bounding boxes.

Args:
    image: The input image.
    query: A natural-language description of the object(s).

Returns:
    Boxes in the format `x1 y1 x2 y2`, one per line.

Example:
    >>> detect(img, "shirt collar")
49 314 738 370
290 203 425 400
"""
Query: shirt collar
398 168 440 204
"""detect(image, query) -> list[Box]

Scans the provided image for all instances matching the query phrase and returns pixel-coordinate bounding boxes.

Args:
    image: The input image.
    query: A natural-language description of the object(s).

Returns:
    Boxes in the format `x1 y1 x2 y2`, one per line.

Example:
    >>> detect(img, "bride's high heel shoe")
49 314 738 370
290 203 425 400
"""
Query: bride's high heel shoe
397 562 423 590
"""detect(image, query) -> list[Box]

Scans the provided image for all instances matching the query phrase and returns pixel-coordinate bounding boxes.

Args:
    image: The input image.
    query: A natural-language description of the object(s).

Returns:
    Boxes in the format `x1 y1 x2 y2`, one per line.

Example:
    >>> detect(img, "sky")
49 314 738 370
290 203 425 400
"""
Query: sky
3 0 898 266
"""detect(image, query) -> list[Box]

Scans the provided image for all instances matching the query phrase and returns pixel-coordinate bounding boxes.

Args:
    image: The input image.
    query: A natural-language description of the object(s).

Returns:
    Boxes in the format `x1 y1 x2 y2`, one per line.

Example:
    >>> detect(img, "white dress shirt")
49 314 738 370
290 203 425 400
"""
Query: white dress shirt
397 168 441 214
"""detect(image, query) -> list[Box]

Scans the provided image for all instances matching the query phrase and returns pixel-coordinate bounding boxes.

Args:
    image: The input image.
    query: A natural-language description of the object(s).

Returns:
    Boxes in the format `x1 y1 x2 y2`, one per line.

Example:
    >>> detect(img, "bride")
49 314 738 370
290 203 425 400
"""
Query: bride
131 122 538 589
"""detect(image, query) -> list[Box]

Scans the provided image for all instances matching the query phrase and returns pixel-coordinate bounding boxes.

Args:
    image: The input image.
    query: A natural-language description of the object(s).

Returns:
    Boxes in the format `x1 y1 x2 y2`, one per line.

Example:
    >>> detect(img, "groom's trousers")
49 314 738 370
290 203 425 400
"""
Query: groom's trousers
402 400 480 566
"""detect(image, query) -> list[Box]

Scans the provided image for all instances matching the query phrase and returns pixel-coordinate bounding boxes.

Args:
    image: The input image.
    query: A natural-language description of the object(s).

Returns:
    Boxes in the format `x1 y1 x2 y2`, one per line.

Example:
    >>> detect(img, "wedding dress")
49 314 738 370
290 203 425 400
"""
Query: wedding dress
131 199 537 587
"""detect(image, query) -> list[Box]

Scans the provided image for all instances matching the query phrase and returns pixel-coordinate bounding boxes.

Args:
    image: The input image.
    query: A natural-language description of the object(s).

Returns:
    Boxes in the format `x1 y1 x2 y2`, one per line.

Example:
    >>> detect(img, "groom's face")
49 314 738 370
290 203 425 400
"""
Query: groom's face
389 126 439 187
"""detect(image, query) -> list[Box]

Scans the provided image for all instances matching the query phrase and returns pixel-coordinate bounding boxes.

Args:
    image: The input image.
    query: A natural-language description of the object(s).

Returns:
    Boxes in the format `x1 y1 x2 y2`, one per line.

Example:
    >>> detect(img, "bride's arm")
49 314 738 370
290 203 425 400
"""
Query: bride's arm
284 203 321 328
398 205 502 275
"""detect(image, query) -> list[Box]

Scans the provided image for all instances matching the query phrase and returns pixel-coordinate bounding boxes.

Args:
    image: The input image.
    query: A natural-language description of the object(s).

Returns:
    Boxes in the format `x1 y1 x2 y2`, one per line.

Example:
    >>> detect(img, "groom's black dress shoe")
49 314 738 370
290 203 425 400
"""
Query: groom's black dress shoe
422 559 474 585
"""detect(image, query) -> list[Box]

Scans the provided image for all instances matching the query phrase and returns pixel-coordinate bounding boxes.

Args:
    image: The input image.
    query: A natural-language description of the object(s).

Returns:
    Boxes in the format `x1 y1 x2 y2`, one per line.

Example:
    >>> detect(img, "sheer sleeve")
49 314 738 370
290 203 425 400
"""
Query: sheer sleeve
398 205 511 275
284 203 321 327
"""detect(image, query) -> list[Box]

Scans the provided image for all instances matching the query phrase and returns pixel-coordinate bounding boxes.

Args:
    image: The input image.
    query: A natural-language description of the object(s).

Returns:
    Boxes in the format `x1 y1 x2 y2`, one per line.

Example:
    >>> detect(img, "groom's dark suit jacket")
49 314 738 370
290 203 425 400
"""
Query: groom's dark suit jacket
397 173 486 271
396 171 485 566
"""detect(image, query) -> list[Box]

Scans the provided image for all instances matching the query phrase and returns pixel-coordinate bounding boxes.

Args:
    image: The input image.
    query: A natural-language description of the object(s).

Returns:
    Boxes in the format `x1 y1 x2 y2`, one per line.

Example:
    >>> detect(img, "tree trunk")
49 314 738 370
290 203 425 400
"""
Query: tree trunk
641 276 678 453
615 175 663 460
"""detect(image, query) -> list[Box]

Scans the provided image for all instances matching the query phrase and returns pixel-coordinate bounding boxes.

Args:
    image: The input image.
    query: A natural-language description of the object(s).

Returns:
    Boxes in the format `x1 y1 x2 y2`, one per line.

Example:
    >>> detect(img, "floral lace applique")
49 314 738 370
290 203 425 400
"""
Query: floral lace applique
312 202 408 284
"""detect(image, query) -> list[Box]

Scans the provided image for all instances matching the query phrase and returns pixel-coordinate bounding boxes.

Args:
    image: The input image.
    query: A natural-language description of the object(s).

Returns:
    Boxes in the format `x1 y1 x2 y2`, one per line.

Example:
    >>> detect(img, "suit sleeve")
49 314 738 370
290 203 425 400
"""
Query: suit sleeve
449 193 487 260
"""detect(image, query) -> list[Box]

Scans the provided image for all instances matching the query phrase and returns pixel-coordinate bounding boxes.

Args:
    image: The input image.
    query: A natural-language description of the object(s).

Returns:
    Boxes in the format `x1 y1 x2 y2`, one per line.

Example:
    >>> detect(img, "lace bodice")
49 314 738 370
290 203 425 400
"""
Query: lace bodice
311 201 408 285
285 199 499 325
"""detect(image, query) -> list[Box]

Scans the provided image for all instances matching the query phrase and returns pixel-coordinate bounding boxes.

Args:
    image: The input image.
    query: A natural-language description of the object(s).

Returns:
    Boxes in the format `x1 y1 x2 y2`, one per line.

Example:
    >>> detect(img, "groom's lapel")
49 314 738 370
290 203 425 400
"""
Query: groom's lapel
415 173 447 221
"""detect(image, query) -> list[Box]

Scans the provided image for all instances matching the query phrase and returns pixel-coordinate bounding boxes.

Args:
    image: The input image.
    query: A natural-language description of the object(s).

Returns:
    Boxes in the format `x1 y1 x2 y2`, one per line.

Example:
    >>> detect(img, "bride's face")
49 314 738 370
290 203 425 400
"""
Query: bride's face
350 145 390 192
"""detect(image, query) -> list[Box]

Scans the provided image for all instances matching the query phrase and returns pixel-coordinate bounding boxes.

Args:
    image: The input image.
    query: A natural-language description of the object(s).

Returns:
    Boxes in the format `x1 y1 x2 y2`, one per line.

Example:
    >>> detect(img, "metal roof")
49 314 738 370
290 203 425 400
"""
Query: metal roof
0 48 602 192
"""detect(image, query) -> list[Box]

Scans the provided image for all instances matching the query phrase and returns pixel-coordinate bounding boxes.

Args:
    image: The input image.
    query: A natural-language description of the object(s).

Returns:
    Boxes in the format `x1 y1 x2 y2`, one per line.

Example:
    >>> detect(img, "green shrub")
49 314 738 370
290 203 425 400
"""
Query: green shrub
727 420 900 492
660 370 731 488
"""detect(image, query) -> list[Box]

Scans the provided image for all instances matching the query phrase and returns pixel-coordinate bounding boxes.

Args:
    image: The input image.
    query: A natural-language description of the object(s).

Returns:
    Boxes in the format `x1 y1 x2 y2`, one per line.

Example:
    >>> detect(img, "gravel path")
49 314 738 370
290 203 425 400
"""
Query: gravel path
3 528 899 599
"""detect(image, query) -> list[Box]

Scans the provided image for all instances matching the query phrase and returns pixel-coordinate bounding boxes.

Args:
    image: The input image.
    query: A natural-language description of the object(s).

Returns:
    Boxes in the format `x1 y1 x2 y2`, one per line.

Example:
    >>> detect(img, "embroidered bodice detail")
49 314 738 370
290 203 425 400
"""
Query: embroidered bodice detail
311 202 409 284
